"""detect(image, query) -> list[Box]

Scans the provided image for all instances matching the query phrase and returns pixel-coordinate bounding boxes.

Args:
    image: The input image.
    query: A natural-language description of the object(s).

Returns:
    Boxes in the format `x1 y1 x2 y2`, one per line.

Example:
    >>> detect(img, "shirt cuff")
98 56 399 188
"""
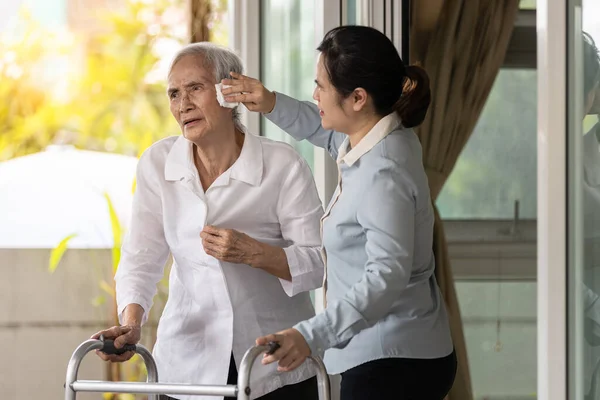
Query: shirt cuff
279 246 312 297
117 296 149 326
293 312 337 359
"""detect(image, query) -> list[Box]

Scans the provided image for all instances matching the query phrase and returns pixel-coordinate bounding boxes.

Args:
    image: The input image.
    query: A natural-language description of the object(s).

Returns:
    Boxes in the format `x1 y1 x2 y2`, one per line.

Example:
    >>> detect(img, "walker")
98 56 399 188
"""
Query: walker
64 337 330 400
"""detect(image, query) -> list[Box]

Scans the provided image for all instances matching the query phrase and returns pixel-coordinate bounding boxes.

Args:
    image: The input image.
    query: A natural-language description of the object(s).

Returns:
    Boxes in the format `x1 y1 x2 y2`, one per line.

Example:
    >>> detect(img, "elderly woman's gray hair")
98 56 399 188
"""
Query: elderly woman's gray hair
168 42 245 127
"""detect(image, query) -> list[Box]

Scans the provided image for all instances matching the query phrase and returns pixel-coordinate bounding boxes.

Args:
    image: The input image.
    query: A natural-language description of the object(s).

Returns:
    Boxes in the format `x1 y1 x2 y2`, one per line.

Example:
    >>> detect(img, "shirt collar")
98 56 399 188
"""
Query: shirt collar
338 112 402 166
164 133 263 186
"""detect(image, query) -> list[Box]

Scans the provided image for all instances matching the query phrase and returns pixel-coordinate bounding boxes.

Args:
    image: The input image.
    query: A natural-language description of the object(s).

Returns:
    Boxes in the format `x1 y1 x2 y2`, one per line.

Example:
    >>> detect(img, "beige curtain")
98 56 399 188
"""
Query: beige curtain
410 1 520 399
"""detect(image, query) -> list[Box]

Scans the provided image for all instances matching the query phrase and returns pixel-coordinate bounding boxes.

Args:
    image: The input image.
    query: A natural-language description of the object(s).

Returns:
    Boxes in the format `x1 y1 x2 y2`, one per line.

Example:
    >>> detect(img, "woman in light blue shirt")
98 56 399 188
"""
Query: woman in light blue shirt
222 25 456 400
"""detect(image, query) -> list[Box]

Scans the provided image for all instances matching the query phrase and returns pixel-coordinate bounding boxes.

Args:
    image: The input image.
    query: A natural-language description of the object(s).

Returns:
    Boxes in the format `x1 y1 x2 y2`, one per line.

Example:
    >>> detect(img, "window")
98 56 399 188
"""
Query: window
345 0 366 25
436 69 537 220
260 0 317 170
519 0 535 9
457 281 537 399
434 20 538 400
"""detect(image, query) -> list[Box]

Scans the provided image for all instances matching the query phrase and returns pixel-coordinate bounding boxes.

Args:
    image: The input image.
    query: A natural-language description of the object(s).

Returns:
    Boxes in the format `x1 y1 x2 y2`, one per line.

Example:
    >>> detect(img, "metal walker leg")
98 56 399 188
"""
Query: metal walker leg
64 339 331 400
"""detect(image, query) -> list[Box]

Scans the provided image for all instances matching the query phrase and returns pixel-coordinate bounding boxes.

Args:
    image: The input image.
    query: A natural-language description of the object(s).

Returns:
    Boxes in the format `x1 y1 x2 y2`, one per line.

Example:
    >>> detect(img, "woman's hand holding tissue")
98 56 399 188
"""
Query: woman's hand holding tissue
220 72 277 114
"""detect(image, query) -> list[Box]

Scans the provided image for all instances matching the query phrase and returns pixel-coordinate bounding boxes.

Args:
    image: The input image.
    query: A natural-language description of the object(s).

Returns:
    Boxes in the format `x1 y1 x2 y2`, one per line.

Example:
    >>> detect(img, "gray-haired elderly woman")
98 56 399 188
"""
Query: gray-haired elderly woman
91 43 324 400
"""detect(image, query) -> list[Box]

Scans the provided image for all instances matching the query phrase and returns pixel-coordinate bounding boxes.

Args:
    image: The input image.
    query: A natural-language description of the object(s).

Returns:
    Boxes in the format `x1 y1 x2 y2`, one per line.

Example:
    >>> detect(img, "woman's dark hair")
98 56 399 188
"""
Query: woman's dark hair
317 25 431 128
584 31 600 100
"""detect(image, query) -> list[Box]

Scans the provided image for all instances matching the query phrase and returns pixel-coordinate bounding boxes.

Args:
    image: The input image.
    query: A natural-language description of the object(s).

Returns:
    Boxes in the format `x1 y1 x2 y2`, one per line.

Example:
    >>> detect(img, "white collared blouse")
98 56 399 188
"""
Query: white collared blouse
114 132 324 400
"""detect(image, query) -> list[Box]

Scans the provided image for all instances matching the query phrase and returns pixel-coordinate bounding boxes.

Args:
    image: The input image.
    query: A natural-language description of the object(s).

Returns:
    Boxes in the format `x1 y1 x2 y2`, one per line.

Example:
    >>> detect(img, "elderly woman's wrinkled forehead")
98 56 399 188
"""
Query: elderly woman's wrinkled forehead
168 54 216 83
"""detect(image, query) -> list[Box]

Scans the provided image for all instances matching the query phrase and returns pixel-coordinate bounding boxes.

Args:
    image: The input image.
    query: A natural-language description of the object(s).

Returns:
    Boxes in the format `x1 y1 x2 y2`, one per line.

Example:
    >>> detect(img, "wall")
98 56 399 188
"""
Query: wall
0 248 163 399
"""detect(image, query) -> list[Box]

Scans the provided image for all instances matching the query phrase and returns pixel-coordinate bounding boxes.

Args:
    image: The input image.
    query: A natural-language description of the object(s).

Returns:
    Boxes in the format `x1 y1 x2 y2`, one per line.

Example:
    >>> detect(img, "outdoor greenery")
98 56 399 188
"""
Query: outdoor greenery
0 0 226 162
0 0 226 398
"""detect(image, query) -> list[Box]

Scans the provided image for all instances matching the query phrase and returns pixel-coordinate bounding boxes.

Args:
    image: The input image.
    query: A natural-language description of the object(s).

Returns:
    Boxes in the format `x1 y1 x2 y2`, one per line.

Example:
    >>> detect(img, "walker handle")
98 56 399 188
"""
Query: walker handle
99 334 136 355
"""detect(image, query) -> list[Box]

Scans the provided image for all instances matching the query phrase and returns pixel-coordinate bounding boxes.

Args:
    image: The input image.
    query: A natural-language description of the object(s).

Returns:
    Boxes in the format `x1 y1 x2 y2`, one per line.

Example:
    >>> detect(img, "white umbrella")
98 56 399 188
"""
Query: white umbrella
0 145 138 248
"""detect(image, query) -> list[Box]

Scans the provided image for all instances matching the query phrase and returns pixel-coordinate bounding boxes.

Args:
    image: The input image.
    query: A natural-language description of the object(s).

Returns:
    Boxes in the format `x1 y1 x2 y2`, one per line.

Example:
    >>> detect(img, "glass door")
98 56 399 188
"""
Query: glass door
567 0 600 398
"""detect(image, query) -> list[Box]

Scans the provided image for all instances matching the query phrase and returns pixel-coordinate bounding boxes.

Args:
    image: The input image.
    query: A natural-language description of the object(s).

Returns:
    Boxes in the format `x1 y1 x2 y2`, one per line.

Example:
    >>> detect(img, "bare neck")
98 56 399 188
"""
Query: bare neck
347 113 384 148
193 128 244 191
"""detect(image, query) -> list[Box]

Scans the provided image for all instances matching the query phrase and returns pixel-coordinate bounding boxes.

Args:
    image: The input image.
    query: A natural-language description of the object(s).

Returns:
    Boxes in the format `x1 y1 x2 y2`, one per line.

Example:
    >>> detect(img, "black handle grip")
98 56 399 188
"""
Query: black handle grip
266 341 280 355
99 334 137 355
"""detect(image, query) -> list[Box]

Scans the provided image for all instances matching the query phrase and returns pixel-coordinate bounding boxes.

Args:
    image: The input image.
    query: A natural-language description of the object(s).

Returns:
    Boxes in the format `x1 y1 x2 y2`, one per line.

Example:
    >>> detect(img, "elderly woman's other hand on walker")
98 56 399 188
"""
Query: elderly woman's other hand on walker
90 325 141 363
90 303 144 363
220 72 276 114
256 328 311 372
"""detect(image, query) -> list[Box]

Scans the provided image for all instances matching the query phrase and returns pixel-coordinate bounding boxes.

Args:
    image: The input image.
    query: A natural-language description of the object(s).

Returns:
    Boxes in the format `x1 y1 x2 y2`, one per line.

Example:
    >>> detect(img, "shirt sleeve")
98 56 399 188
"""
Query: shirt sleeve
277 158 325 297
294 164 417 355
114 153 170 325
263 92 346 159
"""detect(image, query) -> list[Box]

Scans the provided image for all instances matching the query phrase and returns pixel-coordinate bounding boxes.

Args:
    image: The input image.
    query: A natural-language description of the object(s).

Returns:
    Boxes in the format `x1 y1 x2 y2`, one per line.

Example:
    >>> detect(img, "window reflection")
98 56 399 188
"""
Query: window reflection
260 0 316 170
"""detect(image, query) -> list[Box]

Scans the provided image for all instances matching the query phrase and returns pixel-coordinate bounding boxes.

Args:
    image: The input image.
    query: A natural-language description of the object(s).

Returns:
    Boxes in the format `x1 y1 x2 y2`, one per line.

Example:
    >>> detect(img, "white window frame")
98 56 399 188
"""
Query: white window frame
537 0 568 398
228 0 260 135
343 0 405 51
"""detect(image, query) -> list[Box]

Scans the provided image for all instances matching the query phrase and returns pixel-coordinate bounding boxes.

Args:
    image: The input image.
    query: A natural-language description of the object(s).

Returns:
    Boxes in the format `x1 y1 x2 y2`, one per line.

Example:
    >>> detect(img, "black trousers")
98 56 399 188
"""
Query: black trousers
340 350 457 400
161 353 319 400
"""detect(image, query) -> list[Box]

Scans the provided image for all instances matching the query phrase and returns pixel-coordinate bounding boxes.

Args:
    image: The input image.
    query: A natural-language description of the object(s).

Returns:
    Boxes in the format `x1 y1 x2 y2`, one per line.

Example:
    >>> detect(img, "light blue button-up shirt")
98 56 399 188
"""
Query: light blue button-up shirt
265 92 454 375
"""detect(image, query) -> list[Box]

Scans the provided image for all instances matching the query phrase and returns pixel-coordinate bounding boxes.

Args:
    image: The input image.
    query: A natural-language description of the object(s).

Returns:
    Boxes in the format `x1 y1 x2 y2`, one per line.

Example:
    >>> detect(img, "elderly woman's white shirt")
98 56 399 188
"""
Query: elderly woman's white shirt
115 132 324 400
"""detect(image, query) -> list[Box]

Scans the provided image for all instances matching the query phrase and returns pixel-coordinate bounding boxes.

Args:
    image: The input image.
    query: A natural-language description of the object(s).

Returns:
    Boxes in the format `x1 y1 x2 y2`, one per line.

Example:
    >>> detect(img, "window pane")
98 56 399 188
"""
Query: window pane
519 0 535 9
456 281 537 399
568 4 600 398
260 0 316 170
346 0 364 25
436 69 537 219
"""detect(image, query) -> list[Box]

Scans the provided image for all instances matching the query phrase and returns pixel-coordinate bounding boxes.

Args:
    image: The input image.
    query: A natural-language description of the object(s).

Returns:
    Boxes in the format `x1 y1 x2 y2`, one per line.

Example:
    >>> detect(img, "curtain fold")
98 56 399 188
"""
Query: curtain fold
410 1 520 399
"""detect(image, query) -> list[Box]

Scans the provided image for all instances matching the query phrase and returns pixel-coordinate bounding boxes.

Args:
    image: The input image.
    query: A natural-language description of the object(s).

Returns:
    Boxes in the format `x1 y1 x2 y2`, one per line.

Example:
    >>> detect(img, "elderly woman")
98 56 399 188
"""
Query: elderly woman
91 43 324 400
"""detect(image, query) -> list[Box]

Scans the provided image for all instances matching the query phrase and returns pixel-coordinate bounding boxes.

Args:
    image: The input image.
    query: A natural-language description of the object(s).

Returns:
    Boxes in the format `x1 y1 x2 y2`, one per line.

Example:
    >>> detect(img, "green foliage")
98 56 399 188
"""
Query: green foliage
65 0 183 157
0 0 186 161
9 1 225 397
0 9 73 160
105 192 123 274
48 233 77 273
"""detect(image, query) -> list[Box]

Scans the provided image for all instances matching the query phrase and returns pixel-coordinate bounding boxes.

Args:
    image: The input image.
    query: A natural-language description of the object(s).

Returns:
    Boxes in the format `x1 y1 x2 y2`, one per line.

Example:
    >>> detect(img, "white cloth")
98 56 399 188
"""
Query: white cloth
215 83 239 108
115 132 324 400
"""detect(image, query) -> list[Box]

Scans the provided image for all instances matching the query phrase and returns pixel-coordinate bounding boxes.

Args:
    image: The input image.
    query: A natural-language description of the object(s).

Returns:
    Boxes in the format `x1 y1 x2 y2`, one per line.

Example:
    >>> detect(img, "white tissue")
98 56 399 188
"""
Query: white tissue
215 83 239 108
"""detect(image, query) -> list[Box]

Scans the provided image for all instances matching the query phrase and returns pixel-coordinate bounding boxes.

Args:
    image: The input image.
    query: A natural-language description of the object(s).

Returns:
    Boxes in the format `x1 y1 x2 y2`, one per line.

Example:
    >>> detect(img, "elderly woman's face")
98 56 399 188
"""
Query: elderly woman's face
167 55 232 144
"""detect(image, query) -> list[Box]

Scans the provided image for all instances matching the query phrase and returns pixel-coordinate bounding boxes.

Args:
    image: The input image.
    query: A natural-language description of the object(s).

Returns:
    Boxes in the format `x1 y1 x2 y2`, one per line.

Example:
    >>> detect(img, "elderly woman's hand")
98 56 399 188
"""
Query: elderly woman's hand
91 325 141 363
201 225 262 265
256 328 311 372
220 72 277 114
